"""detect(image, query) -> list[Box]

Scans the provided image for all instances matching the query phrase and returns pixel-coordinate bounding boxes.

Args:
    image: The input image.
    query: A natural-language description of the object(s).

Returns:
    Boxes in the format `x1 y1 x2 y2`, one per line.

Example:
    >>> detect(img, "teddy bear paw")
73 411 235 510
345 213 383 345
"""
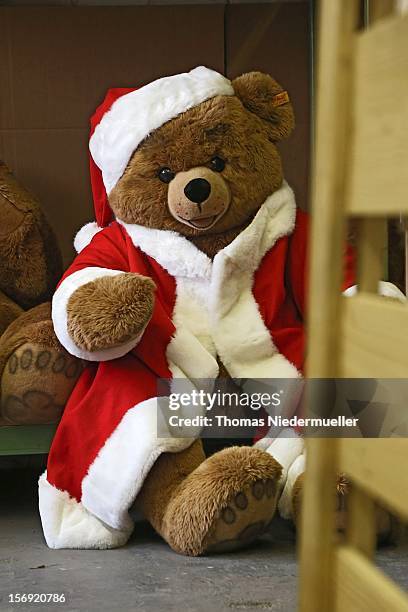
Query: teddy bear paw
160 446 283 556
1 342 83 425
202 478 279 553
66 272 156 352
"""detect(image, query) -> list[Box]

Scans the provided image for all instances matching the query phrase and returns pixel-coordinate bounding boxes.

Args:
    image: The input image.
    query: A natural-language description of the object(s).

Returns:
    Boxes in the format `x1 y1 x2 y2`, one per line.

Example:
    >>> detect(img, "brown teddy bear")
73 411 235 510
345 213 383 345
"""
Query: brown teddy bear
39 67 308 554
0 162 82 427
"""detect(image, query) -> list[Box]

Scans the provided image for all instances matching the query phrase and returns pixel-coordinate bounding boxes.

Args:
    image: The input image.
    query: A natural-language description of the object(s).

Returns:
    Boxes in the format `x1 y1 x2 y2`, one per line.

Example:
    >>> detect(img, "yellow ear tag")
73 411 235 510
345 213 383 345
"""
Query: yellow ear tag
272 91 290 107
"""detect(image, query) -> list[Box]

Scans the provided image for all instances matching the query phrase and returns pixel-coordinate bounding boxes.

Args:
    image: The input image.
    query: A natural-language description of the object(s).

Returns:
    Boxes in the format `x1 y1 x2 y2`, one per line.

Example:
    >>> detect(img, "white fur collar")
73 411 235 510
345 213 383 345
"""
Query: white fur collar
118 181 296 279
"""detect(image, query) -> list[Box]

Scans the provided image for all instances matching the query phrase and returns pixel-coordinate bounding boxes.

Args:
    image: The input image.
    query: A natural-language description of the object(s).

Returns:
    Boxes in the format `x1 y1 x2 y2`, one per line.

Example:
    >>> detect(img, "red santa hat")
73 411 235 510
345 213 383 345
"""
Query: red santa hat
89 86 136 229
75 67 234 252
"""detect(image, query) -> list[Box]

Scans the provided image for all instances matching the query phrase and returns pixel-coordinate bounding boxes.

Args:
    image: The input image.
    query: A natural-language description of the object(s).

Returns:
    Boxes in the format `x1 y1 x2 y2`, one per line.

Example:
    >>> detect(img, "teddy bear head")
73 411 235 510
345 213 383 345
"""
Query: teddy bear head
106 71 294 240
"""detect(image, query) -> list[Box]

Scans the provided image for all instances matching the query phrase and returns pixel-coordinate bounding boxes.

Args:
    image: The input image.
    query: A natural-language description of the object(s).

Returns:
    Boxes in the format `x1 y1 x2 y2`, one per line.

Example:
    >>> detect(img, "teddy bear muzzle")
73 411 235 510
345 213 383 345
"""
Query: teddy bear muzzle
167 166 231 231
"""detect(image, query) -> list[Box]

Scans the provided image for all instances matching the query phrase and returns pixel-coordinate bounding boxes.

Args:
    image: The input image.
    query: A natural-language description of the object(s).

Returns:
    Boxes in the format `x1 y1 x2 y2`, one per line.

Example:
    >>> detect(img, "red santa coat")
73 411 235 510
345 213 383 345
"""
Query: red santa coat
39 182 354 549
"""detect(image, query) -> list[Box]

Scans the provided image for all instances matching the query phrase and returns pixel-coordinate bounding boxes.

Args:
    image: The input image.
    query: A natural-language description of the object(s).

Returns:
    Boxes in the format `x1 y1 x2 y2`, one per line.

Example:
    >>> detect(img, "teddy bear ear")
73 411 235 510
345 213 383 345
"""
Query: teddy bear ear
232 72 295 141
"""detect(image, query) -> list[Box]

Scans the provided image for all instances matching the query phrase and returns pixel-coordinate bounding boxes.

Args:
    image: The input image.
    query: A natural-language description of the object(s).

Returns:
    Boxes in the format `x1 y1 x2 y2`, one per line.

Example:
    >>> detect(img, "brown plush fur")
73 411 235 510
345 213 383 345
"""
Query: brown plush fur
0 165 75 428
1 341 82 425
0 162 62 309
167 166 231 231
108 73 294 257
138 442 283 556
0 303 60 376
189 222 251 259
161 446 282 556
0 290 23 336
137 439 207 535
232 72 295 142
138 443 282 556
0 303 83 425
66 273 156 352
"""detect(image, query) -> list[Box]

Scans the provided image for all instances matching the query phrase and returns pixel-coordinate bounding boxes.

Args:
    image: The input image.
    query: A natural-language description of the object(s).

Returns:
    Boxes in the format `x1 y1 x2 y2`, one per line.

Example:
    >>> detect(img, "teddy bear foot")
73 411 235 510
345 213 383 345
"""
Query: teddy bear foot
202 477 279 553
1 342 82 425
161 446 283 556
0 303 84 425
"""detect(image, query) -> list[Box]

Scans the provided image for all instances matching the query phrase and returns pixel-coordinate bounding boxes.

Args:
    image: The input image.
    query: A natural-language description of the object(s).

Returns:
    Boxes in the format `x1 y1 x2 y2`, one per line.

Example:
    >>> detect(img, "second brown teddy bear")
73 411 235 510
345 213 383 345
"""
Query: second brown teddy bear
0 162 82 427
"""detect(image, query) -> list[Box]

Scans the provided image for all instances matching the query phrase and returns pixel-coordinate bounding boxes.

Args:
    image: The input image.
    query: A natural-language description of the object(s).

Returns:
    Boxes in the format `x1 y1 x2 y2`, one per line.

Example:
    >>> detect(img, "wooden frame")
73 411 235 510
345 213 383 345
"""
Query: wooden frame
299 1 408 610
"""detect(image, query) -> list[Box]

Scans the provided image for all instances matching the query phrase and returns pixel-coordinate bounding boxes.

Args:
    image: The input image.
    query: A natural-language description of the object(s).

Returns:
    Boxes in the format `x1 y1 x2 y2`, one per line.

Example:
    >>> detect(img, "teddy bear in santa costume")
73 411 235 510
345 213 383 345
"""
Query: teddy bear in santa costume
39 66 356 554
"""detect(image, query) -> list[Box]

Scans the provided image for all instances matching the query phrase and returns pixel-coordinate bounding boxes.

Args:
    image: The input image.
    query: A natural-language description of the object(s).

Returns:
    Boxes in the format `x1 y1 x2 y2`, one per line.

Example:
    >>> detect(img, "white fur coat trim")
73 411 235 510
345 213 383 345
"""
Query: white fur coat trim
81 397 195 530
343 281 406 301
39 397 198 546
73 222 102 253
119 181 296 280
38 472 132 549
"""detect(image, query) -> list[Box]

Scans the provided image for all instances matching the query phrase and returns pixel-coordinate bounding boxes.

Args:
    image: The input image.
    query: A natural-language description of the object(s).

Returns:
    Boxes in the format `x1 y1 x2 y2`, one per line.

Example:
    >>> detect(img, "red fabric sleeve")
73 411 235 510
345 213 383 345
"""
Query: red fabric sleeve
58 222 130 287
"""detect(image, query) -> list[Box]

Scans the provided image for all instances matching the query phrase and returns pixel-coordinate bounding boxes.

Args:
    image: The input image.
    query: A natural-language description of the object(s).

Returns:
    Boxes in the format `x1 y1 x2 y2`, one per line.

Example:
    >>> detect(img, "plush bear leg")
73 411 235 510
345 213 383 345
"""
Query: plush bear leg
280 460 399 545
136 439 207 535
137 440 283 556
0 303 83 425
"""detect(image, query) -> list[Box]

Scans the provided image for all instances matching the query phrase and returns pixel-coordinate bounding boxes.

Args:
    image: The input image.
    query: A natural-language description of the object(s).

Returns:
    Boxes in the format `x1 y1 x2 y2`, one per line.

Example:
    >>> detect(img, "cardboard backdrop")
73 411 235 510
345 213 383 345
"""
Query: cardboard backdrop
0 3 310 266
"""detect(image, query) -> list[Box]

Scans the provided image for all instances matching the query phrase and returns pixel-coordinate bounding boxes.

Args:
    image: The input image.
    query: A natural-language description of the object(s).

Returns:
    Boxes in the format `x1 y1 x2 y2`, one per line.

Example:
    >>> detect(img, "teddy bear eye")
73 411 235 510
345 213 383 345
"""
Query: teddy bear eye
158 167 175 183
209 156 225 172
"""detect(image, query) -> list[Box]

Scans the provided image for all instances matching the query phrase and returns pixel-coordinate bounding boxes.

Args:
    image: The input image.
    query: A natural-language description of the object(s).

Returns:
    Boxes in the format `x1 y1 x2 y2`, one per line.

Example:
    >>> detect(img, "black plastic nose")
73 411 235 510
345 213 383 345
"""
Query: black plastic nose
184 178 211 204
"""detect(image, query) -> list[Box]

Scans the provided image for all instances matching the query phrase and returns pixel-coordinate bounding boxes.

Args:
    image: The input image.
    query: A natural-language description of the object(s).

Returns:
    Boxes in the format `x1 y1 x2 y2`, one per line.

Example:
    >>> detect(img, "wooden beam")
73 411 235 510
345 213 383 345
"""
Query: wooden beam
299 438 338 612
334 545 408 611
346 15 408 216
339 293 408 377
306 0 359 378
339 439 408 519
357 218 387 293
369 0 395 23
347 483 376 557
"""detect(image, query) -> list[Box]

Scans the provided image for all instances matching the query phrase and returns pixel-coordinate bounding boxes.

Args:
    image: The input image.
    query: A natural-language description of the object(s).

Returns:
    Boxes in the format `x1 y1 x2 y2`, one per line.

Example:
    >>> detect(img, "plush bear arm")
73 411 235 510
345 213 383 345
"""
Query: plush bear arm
66 272 155 353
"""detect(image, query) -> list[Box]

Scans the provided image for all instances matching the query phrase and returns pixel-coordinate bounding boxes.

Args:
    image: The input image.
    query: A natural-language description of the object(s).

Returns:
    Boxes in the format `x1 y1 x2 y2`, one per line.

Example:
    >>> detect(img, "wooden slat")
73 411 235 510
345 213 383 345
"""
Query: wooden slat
338 439 408 519
306 0 359 378
347 484 376 557
369 0 395 23
299 438 338 612
334 545 408 612
346 14 408 215
406 217 408 294
357 218 387 292
301 2 408 611
339 293 408 377
300 3 360 609
300 4 361 609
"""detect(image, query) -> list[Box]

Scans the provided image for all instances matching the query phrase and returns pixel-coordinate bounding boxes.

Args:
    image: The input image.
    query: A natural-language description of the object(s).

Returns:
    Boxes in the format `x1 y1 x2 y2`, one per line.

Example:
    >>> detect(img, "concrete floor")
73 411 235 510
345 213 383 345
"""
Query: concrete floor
1 460 407 612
